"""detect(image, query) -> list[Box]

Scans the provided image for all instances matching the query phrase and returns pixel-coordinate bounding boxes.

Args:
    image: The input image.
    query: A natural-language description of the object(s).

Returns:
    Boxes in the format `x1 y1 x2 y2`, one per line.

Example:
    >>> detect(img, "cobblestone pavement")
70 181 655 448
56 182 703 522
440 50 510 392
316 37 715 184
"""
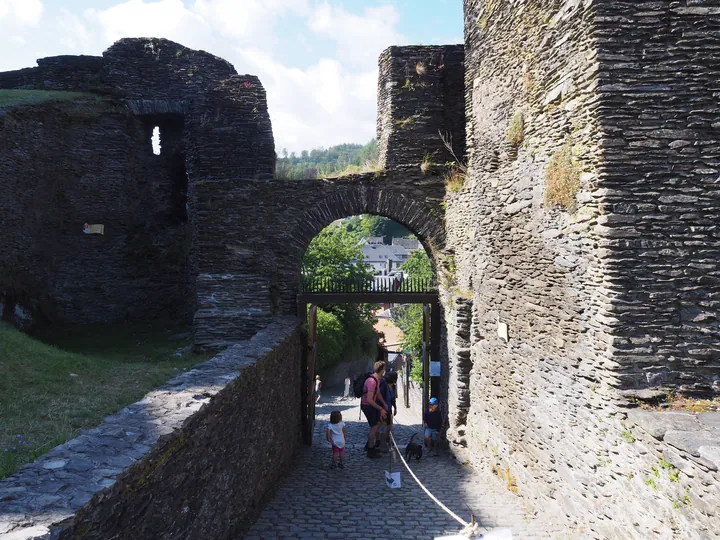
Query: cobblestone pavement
246 394 568 539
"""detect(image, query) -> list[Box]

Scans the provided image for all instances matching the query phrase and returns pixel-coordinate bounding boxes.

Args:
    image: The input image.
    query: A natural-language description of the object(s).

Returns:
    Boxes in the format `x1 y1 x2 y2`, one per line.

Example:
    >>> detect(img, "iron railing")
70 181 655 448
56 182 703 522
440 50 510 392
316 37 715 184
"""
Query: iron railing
301 275 437 294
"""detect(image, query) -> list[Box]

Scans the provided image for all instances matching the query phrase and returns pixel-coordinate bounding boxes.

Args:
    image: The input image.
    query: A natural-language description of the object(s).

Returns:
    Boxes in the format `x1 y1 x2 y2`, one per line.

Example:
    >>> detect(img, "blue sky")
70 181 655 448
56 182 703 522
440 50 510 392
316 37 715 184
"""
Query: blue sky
0 0 463 151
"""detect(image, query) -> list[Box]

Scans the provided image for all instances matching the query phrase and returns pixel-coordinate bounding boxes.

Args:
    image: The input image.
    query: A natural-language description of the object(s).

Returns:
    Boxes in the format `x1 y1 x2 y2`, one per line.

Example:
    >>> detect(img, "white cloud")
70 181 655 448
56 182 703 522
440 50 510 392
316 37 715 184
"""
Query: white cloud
308 2 403 69
0 0 406 152
0 0 43 25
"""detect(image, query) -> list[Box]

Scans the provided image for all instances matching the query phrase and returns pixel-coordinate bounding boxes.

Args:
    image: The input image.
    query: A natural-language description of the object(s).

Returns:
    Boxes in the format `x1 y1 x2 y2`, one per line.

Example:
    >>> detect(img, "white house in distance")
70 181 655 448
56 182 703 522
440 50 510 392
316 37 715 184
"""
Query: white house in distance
357 237 421 275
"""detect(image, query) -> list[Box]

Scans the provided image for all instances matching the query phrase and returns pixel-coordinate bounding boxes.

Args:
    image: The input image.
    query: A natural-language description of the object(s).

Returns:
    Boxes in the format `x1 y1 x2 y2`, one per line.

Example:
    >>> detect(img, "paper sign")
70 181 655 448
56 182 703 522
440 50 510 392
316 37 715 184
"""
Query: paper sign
497 321 509 342
430 361 441 377
83 224 105 235
385 470 401 489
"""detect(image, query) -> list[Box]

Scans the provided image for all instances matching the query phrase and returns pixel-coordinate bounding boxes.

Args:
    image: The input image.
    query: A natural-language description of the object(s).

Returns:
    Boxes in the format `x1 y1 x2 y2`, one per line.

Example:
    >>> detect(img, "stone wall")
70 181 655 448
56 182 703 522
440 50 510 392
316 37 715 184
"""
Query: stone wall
188 168 447 347
377 45 465 170
0 96 193 326
442 0 720 537
0 318 302 539
0 38 252 330
594 2 720 395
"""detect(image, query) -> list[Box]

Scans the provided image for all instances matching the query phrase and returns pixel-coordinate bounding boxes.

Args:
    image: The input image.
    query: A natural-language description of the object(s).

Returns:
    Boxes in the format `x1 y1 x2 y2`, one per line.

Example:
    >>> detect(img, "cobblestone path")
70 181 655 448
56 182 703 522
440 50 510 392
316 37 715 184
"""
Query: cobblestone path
246 394 566 539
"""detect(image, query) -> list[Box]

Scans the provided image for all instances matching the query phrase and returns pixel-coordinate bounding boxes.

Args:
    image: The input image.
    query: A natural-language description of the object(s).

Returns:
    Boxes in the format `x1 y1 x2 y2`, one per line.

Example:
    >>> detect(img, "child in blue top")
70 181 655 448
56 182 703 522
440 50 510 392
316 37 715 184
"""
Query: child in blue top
424 397 442 456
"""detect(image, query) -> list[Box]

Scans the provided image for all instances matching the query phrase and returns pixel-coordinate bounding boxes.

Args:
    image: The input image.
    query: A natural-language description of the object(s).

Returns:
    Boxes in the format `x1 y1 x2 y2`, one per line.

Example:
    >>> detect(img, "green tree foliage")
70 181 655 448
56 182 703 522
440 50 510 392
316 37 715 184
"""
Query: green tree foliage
315 309 344 372
395 250 434 384
343 214 413 243
400 250 433 281
276 139 378 179
302 227 372 282
303 225 378 372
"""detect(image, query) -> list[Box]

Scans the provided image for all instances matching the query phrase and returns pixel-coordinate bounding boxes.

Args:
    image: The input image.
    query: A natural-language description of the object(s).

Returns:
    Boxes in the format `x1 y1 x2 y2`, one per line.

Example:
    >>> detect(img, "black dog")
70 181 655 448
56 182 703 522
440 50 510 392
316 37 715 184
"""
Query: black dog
405 434 423 461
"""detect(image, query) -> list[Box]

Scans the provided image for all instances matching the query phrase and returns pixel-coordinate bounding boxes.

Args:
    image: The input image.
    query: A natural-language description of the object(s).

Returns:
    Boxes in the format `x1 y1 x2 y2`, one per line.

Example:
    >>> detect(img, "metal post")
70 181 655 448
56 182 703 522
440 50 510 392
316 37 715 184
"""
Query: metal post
422 304 430 417
431 300 441 398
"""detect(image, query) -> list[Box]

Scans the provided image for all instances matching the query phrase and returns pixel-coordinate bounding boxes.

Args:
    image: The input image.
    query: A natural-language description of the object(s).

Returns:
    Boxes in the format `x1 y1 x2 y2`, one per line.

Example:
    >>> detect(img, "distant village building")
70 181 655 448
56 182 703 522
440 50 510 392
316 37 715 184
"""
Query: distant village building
357 237 412 275
392 238 421 251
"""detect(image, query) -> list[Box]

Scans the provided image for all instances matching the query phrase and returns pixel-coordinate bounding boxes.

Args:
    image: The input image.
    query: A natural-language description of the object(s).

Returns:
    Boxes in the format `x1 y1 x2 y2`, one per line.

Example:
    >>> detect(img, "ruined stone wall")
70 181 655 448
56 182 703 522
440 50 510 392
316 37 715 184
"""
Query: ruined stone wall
0 96 193 326
377 45 465 170
444 0 720 537
0 38 245 329
0 56 104 92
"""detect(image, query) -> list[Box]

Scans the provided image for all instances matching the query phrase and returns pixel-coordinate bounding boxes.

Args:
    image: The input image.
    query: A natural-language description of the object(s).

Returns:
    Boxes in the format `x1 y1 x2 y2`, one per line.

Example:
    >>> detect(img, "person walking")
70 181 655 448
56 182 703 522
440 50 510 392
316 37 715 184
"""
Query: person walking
361 361 388 459
326 410 346 469
343 376 351 400
315 375 322 404
378 372 398 450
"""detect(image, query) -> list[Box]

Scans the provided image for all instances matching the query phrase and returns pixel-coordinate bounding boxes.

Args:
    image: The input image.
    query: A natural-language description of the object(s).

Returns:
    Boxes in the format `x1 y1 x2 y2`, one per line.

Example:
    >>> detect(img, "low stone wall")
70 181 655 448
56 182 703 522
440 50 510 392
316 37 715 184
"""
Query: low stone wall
0 317 302 539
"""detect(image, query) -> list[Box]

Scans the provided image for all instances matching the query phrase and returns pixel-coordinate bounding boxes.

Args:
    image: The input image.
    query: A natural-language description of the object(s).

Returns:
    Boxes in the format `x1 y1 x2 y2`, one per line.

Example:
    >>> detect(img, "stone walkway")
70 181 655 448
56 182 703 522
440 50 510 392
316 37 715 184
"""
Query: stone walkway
245 394 565 539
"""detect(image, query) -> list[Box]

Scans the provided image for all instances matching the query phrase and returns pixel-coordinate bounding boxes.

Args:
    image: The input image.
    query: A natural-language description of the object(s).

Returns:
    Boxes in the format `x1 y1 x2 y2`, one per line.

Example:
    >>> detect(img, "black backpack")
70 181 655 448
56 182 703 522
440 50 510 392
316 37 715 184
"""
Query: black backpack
353 372 374 398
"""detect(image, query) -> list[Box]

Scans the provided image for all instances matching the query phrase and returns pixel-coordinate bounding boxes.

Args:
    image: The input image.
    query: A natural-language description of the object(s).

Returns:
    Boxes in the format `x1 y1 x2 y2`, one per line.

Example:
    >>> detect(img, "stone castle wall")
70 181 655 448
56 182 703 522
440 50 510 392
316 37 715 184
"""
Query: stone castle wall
377 45 465 170
0 96 193 327
0 38 250 329
594 2 720 395
442 1 720 537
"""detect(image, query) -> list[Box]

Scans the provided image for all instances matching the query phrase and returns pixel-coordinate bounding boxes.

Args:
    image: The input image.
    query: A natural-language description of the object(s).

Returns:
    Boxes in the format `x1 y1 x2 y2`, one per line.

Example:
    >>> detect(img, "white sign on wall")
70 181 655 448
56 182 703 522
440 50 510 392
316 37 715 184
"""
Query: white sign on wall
430 361 441 377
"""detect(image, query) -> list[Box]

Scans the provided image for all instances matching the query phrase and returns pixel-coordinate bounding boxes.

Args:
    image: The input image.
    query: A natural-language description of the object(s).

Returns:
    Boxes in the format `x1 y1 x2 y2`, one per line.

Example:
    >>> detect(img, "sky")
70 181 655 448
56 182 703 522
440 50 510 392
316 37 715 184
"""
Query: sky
0 0 463 153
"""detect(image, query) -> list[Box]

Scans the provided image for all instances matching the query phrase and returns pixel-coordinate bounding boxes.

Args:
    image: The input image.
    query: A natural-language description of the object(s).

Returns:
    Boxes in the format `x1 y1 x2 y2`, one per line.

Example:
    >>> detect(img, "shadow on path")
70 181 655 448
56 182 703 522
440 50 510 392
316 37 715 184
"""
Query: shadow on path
245 394 564 539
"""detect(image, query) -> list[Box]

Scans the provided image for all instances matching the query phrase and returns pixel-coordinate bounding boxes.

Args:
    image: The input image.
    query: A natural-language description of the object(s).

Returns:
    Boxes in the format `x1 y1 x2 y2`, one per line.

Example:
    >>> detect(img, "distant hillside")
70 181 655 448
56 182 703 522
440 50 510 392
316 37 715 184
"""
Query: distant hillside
276 139 378 179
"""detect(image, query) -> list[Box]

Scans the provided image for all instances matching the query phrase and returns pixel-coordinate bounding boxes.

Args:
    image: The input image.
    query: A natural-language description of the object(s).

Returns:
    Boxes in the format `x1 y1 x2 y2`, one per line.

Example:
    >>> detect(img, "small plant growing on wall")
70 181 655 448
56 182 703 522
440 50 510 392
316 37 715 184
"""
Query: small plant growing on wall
544 141 581 211
506 110 525 146
439 130 467 194
420 154 435 175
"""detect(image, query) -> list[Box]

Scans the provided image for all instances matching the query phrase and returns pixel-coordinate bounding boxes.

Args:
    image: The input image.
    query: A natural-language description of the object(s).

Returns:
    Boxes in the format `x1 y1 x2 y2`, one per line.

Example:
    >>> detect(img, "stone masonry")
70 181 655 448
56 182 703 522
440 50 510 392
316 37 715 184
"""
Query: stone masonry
0 317 302 539
2 3 720 538
442 1 720 538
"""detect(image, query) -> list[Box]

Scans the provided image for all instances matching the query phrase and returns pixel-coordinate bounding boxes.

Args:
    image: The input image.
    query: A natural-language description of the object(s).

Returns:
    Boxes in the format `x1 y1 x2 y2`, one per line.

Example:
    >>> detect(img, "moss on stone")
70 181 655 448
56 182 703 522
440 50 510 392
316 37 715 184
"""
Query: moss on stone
0 90 97 108
506 110 524 146
544 142 581 211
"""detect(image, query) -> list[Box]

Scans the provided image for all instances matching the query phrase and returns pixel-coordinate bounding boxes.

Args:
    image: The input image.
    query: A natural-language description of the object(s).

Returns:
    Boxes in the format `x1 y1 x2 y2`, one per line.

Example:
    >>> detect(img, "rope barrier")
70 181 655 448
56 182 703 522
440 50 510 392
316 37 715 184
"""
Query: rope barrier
388 432 480 536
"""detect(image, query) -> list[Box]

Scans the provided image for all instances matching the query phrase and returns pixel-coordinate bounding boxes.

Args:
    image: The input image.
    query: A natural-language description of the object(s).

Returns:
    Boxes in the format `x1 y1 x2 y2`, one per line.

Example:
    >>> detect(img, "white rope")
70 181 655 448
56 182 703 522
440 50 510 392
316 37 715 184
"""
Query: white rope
389 432 477 532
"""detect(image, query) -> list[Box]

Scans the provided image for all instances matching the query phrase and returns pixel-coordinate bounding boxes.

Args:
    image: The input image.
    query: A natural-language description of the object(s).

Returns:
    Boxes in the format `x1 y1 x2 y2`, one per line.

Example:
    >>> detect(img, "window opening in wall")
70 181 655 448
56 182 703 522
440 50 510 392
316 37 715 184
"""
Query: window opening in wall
151 126 161 155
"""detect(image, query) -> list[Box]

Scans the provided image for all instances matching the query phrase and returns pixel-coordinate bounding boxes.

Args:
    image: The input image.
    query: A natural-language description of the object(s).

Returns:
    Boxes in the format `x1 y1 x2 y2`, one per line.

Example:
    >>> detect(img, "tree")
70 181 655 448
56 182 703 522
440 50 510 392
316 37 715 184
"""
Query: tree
303 225 378 373
401 250 433 281
302 227 373 282
395 249 434 384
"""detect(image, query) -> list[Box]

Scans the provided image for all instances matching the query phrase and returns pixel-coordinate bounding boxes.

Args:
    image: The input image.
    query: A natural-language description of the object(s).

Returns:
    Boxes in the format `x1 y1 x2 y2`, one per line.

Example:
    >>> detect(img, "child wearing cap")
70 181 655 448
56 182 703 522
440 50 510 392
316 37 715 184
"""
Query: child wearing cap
424 397 442 456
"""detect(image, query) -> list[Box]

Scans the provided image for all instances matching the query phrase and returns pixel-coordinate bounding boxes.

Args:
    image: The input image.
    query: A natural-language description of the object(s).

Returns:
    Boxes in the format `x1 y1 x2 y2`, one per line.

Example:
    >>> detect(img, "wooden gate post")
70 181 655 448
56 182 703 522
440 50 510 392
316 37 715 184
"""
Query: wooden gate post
305 305 318 445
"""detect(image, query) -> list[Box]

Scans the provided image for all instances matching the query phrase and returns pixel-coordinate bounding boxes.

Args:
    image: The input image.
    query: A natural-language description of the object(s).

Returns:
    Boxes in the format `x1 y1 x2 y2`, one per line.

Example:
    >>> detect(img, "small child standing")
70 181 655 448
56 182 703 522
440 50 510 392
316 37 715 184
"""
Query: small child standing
424 397 442 456
326 410 346 469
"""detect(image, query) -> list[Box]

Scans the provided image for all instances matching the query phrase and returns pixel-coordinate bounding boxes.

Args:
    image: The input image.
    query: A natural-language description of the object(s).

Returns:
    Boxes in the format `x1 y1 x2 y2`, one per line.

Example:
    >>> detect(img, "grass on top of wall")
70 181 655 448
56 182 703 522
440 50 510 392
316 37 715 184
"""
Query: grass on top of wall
0 89 98 108
0 321 212 479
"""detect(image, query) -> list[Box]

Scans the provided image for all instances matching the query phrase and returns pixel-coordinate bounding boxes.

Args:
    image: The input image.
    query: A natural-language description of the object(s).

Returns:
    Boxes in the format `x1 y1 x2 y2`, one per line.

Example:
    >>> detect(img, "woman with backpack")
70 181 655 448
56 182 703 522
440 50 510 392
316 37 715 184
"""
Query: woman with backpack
358 361 388 459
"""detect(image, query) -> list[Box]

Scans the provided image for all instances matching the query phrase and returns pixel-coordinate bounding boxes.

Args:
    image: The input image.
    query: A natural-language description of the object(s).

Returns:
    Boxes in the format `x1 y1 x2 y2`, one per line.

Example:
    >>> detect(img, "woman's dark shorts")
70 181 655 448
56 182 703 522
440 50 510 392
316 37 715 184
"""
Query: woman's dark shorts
361 404 380 427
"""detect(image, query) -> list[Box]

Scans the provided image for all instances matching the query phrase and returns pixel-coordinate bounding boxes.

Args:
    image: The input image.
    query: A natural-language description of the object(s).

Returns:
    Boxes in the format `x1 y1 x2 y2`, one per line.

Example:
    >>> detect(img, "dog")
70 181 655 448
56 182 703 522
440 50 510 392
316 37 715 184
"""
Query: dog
404 433 423 461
